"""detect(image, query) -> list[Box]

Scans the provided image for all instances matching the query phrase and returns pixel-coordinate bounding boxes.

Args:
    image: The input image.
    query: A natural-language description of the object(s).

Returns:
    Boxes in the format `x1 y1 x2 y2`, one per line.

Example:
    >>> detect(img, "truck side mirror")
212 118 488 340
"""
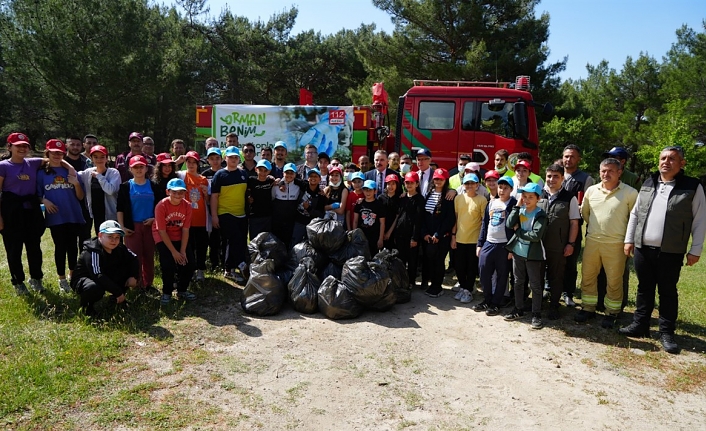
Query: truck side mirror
513 102 528 139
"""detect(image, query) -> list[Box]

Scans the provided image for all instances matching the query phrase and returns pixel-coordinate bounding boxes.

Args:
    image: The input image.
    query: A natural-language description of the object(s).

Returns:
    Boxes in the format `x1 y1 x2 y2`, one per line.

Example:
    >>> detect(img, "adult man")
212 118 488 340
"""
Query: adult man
415 148 433 198
82 134 99 165
620 146 706 353
296 144 319 180
141 136 157 166
65 136 89 171
210 146 249 283
225 132 239 147
358 154 371 173
365 150 402 197
602 146 639 188
240 142 257 177
260 146 273 162
561 144 595 306
388 152 401 171
271 141 288 179
449 154 472 190
575 158 637 328
538 164 580 320
171 139 187 170
115 132 144 182
494 149 514 177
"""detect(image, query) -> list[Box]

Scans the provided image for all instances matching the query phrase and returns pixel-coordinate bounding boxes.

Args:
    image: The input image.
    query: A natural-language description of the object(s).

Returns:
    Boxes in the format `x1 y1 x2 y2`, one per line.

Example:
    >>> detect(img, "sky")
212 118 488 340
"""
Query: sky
174 0 705 82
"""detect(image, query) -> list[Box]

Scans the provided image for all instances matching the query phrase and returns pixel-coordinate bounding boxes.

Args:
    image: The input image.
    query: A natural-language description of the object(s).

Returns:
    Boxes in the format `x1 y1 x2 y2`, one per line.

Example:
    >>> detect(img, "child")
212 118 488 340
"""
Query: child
345 172 365 231
475 176 517 315
353 179 386 257
270 163 301 248
246 159 275 239
153 178 196 304
182 151 210 281
201 147 225 270
71 220 139 316
323 165 348 224
378 174 400 251
504 182 547 329
291 168 327 244
451 173 488 304
395 171 425 289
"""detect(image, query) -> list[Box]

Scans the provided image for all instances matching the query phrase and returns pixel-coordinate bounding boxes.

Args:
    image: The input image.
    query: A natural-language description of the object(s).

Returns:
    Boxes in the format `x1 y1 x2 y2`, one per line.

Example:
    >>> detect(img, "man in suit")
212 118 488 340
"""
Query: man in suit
365 149 402 197
416 148 434 198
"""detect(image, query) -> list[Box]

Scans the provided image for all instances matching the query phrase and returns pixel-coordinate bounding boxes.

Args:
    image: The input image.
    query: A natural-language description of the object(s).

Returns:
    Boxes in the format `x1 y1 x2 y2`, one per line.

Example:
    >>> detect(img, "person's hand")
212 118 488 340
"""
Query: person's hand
172 249 186 265
200 184 209 196
624 243 634 257
476 246 481 258
212 214 220 229
517 195 525 207
424 234 431 243
124 228 134 236
331 202 341 210
686 253 700 266
445 189 457 200
143 218 154 226
43 198 58 214
563 244 574 257
302 200 310 209
248 196 254 204
174 154 186 165
507 252 513 260
67 173 80 187
125 277 138 289
115 294 126 304
431 235 439 244
377 238 384 250
410 239 417 248
450 236 457 249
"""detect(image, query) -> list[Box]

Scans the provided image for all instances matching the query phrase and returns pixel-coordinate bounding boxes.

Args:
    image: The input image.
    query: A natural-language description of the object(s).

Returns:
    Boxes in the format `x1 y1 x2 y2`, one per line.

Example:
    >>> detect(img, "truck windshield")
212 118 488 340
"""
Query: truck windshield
478 101 522 138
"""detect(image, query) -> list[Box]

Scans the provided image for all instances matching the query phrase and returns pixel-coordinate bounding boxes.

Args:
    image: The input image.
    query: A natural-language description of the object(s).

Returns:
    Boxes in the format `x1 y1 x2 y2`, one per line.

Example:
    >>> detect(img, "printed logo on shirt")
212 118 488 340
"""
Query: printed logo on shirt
489 207 506 227
45 176 74 190
360 208 377 226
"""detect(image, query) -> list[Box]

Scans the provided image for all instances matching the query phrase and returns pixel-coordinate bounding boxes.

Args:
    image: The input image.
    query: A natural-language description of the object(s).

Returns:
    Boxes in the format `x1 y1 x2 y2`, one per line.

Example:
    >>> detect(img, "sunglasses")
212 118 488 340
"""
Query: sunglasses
242 148 255 153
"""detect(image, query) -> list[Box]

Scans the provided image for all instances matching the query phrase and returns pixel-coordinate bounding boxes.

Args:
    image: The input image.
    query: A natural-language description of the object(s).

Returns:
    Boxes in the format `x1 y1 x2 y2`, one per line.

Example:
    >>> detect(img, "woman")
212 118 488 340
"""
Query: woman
152 152 178 203
37 139 85 293
78 145 121 234
323 165 348 225
394 171 424 289
421 168 456 298
0 133 63 294
181 151 209 282
117 155 160 294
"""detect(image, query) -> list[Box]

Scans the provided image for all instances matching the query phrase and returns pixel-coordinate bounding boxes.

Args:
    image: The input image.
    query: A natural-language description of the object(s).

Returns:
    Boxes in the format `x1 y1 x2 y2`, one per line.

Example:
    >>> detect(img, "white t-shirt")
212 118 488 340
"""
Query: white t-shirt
486 198 512 243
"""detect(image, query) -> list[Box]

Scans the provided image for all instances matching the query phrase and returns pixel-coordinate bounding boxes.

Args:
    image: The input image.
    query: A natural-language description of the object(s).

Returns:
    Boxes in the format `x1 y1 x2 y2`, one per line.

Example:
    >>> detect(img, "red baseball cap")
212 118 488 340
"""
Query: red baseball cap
515 160 531 171
156 153 173 163
432 168 449 180
90 145 108 156
404 171 420 182
385 174 399 183
484 170 500 180
129 155 148 167
185 150 200 161
328 165 342 176
7 132 30 146
45 139 66 153
128 132 143 141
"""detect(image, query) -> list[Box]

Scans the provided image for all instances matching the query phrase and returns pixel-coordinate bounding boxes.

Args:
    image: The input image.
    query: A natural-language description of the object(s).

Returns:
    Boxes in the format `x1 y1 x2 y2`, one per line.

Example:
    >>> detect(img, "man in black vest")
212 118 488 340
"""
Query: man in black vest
538 164 580 320
620 146 706 354
561 144 594 307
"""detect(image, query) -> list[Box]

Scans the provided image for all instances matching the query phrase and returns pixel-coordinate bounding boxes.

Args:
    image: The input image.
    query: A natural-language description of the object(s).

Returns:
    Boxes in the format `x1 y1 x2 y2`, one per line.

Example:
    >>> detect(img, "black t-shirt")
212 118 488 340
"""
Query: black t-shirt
66 154 88 172
90 175 106 225
378 193 399 228
355 198 384 239
247 177 275 217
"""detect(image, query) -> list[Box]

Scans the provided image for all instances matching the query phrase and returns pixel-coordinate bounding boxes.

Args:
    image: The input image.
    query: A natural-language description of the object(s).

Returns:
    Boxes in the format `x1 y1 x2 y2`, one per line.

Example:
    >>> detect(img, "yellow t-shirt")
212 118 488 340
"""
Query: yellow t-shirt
581 182 638 243
454 193 488 244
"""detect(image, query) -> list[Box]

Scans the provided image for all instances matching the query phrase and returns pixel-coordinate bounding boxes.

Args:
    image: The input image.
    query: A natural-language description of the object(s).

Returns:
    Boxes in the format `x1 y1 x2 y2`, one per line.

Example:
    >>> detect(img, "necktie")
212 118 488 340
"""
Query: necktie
378 171 384 195
420 170 425 196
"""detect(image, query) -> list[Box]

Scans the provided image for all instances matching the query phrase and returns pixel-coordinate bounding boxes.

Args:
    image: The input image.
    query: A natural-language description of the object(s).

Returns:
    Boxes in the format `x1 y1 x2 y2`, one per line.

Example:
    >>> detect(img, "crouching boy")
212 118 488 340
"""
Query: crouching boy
71 220 139 316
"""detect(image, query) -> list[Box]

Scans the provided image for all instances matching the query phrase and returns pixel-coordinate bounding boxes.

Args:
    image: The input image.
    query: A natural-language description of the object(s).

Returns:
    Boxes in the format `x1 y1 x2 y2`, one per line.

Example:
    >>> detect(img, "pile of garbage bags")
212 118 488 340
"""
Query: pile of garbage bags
240 218 411 319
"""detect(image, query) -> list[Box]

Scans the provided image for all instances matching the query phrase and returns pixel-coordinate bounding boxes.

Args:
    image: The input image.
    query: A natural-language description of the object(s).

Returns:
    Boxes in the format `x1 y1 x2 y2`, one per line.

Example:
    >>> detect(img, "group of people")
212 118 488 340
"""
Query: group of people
1 131 703 354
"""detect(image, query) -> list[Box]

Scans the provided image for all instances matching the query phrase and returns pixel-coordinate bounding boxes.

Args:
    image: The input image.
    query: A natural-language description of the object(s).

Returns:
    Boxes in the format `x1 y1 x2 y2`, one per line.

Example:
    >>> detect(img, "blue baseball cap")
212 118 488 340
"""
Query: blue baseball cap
256 159 272 170
520 182 543 196
283 162 296 173
206 147 222 157
498 176 514 188
416 148 432 158
166 178 187 191
307 168 321 177
273 141 286 150
462 173 479 184
363 180 377 190
602 146 629 160
350 172 365 182
224 146 240 158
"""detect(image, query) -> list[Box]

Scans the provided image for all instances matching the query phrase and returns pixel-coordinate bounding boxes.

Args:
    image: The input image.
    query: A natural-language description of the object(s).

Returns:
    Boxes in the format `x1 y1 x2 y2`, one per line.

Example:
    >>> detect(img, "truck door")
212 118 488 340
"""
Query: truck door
413 99 460 168
458 99 477 164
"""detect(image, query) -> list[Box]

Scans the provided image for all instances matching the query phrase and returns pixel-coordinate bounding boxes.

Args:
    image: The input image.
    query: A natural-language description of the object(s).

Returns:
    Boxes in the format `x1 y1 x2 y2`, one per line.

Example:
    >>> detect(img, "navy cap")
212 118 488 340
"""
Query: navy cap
416 148 432 158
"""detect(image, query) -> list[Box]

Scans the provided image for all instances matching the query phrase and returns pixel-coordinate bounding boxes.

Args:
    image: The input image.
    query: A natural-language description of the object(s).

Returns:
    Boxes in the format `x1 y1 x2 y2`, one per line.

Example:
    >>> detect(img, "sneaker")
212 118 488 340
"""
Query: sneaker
531 314 543 329
425 288 444 298
562 293 576 307
459 289 473 304
224 269 236 279
160 294 171 305
500 296 513 308
659 333 679 354
601 314 617 329
618 322 650 338
574 309 596 323
542 289 551 300
28 279 45 292
59 278 71 294
194 270 205 282
503 307 524 321
238 261 248 274
453 289 464 300
486 306 500 316
234 272 246 284
177 291 197 301
451 282 461 292
14 283 28 296
473 302 489 312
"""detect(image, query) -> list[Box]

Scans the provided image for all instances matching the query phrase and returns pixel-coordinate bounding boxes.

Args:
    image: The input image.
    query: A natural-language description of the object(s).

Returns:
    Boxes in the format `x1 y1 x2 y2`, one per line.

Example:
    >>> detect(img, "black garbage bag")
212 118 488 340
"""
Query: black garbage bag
368 280 396 311
275 268 294 286
374 249 411 304
329 228 371 266
288 258 321 314
317 261 343 281
248 232 288 268
306 217 347 253
288 240 328 272
318 276 363 320
240 259 286 316
341 256 390 307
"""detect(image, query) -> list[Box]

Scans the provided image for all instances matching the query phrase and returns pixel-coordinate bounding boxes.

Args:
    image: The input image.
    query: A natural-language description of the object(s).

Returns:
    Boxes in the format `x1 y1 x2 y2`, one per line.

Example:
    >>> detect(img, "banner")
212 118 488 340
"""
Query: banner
213 105 355 159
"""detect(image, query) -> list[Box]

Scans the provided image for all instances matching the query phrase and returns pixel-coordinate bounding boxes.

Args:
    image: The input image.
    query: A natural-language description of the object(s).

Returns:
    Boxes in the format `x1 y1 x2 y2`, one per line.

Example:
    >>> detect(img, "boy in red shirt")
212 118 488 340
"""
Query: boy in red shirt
153 178 196 304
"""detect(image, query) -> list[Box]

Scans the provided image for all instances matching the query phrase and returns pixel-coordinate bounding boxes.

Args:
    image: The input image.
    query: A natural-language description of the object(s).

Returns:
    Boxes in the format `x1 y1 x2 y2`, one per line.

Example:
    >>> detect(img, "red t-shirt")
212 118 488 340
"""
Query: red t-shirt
152 197 193 244
346 190 365 220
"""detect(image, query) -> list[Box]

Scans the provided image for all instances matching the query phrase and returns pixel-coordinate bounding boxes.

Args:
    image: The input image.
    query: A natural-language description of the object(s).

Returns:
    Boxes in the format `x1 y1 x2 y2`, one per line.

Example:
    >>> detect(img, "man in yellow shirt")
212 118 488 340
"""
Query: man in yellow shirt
575 158 637 328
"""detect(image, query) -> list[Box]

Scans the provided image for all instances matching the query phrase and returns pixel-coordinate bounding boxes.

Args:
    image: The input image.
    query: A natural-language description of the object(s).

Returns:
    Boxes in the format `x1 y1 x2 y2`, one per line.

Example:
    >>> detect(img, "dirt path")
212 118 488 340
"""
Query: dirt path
88 281 706 431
